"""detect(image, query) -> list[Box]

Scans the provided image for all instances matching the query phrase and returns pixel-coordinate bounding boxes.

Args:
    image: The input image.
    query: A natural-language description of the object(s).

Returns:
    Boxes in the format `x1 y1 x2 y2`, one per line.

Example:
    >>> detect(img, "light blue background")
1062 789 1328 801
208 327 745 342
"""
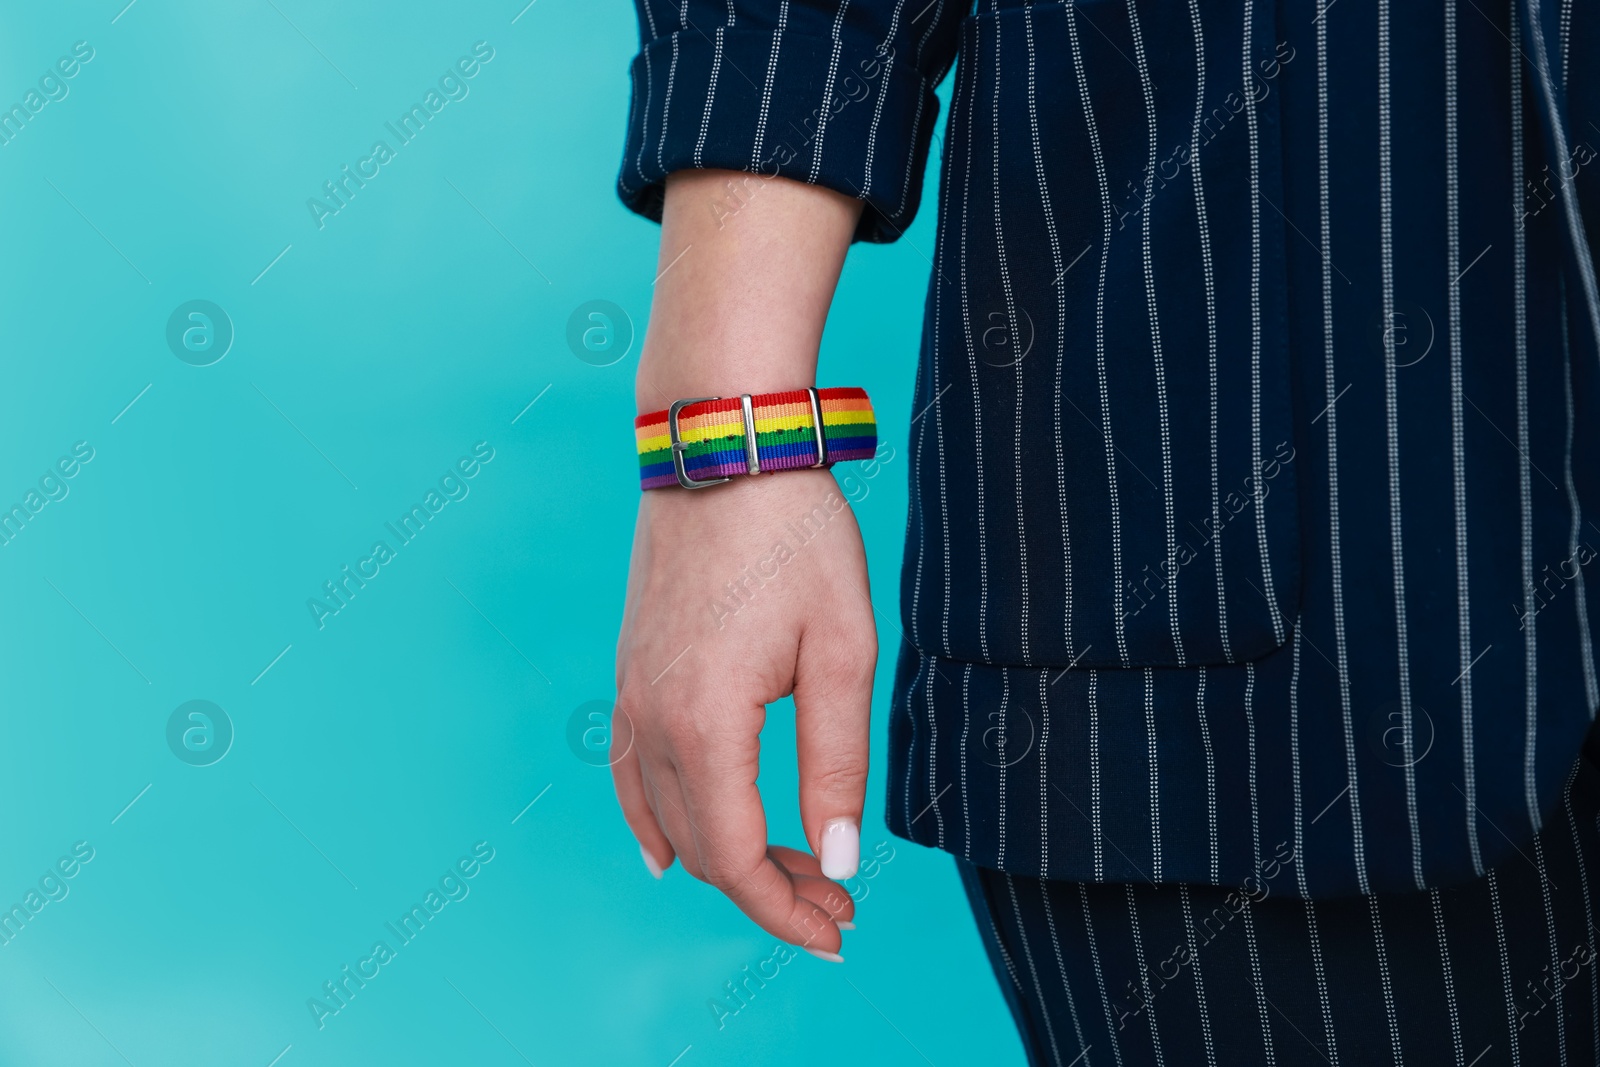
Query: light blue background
0 1 1020 1064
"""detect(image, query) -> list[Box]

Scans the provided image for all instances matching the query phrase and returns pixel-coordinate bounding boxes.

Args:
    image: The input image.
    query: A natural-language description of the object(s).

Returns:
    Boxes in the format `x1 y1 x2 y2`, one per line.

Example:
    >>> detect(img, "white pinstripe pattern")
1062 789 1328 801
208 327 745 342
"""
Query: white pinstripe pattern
620 64 641 198
1186 0 1230 663
1444 0 1487 877
640 0 660 49
1489 868 1523 1066
1303 902 1340 1065
1090 671 1103 880
1245 663 1260 865
894 0 945 216
1561 275 1600 717
1010 874 1068 1067
859 0 908 197
1241 656 1275 1065
1066 0 1129 666
1560 762 1598 1057
1289 625 1339 1064
1023 0 1075 660
692 9 732 168
892 71 928 220
1377 0 1426 890
956 15 992 665
1368 896 1406 1065
1240 903 1276 1067
904 653 928 833
998 667 1010 867
911 351 931 652
1288 627 1306 881
1197 668 1219 883
748 0 790 169
1241 0 1283 646
981 877 1035 1052
655 5 683 172
1124 886 1166 1067
1127 0 1182 667
929 654 945 847
989 1 1032 665
1511 9 1541 834
1241 652 1275 1066
1040 882 1091 1066
1429 888 1465 1067
634 0 659 187
936 229 952 657
1316 0 1370 895
807 0 853 182
962 663 974 858
1080 885 1126 1067
1560 0 1574 86
1534 829 1569 1063
1037 670 1049 897
1145 669 1161 880
1178 886 1219 1067
915 45 953 659
914 0 944 61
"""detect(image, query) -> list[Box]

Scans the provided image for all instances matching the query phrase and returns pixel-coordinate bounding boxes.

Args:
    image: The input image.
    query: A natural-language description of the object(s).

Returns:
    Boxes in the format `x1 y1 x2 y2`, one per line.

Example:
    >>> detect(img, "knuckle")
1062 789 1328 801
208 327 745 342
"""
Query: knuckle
837 607 878 651
660 703 749 755
810 756 869 797
701 853 761 893
846 619 879 657
833 647 876 681
814 634 876 684
613 685 651 727
615 687 692 747
659 711 709 752
673 850 704 882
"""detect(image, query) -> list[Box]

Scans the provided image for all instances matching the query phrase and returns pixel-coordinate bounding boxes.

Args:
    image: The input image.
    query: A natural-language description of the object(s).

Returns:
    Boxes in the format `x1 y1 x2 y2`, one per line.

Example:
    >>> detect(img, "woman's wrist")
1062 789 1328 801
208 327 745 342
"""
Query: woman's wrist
634 168 861 411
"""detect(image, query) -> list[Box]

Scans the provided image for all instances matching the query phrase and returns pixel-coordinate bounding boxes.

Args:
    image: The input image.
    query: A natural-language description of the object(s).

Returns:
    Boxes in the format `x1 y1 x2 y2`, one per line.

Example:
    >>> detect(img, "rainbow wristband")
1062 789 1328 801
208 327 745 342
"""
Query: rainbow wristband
635 387 877 490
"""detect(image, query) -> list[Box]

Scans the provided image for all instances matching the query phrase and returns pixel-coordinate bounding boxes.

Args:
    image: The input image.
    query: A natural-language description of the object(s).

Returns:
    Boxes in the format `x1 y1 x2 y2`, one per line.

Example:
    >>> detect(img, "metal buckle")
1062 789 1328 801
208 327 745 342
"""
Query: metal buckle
668 395 761 489
668 397 728 489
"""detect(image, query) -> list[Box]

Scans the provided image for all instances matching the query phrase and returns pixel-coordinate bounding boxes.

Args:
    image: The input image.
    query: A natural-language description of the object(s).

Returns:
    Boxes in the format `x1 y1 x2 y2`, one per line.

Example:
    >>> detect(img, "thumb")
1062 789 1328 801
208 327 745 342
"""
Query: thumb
793 615 876 882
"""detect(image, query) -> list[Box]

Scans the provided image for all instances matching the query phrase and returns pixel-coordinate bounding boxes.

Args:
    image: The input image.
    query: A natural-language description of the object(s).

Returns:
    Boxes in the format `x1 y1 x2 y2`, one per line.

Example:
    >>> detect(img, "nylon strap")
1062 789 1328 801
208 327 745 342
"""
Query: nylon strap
634 387 877 490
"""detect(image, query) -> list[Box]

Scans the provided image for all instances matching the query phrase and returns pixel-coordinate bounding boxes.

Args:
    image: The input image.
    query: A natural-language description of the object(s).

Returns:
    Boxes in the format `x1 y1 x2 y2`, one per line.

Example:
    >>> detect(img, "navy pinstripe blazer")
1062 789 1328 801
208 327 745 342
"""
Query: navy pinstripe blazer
617 0 1600 899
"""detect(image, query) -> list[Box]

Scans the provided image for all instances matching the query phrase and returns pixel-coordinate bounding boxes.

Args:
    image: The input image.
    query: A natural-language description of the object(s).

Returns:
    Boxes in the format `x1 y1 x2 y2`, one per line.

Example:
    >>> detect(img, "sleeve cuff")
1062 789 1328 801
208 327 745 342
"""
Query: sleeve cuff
617 24 942 244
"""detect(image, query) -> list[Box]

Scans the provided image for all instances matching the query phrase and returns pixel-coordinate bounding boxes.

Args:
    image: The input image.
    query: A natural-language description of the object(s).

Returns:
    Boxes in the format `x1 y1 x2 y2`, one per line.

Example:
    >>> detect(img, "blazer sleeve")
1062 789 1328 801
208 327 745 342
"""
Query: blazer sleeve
616 0 969 243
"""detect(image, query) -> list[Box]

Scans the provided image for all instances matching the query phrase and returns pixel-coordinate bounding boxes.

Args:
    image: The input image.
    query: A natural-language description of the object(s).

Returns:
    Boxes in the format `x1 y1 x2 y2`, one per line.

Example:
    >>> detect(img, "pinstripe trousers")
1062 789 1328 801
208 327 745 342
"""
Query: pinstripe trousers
960 725 1600 1067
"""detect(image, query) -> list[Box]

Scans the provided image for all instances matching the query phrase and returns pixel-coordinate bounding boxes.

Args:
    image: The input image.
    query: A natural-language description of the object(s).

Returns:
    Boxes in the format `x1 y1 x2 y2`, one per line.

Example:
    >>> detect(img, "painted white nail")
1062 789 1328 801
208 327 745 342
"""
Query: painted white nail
820 818 860 880
837 920 856 931
805 947 845 964
640 844 664 880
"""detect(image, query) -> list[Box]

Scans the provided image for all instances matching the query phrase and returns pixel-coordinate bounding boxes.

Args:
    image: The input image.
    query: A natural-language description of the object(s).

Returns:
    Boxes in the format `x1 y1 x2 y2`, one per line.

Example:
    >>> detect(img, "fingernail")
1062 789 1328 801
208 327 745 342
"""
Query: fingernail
640 844 664 880
837 921 856 931
820 818 860 880
805 947 845 963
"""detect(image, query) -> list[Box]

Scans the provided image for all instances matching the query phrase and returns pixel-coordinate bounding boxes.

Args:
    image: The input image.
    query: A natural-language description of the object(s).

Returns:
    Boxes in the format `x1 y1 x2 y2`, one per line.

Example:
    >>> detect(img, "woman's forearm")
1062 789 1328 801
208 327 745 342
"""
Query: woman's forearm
635 168 864 409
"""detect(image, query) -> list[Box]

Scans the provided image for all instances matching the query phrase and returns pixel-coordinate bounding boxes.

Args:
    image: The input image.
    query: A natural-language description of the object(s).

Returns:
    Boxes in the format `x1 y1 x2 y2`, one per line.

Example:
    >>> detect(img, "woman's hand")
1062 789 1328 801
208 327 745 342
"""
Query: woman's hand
610 167 873 955
613 468 877 956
